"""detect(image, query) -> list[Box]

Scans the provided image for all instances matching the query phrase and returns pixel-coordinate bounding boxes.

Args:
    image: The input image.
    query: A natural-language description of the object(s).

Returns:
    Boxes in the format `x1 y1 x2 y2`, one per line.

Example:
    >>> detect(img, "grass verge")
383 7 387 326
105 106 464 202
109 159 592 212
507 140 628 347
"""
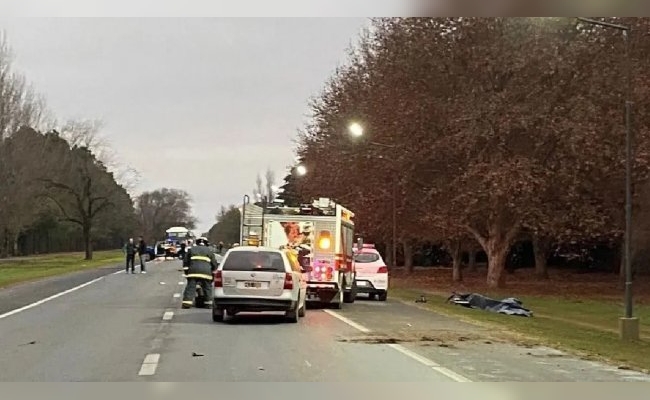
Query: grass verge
0 250 123 288
390 286 650 372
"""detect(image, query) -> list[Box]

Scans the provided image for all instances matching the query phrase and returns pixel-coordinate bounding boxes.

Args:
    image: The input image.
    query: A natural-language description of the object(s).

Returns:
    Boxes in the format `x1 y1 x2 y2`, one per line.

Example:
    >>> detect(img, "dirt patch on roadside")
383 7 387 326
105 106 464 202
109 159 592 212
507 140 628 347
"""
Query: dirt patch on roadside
337 330 489 348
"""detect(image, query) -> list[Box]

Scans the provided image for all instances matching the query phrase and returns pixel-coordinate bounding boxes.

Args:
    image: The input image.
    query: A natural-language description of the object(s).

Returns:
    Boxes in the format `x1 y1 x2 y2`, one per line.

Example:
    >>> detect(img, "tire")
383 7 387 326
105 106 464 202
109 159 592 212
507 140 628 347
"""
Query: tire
285 306 299 323
369 293 377 300
343 281 357 303
212 307 224 322
298 297 306 317
378 291 388 301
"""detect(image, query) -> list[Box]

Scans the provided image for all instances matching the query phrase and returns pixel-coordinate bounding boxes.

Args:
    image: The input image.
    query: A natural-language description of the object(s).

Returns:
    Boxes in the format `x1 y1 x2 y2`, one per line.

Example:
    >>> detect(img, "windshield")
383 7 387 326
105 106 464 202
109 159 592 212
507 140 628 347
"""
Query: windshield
354 252 381 263
221 251 285 271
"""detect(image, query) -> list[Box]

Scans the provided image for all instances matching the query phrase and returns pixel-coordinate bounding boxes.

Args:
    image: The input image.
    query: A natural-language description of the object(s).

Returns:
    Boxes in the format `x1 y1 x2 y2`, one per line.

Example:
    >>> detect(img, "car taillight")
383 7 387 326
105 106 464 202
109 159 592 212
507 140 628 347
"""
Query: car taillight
283 273 293 290
214 271 223 287
377 266 388 274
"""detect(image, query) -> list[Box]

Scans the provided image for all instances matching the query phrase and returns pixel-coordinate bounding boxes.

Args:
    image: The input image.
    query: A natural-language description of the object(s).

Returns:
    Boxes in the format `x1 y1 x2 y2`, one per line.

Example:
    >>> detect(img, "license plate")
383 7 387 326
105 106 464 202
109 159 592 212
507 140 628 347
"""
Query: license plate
244 281 262 288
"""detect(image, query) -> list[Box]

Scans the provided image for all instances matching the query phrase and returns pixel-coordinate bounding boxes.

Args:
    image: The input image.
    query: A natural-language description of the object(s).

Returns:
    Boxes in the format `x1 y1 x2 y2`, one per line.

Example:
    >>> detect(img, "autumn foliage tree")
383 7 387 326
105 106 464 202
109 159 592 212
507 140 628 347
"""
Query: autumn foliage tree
287 17 650 288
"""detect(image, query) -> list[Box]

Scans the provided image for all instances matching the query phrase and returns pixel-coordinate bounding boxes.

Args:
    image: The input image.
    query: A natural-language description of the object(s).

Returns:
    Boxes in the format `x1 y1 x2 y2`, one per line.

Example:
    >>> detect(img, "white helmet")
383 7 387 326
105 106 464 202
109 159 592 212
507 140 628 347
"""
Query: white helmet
196 237 209 246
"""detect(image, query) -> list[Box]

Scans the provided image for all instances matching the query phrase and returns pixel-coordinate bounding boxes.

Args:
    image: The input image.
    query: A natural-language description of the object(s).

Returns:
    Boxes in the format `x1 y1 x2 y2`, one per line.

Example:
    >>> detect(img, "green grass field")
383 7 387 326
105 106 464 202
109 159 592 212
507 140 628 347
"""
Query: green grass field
0 250 124 288
391 287 650 372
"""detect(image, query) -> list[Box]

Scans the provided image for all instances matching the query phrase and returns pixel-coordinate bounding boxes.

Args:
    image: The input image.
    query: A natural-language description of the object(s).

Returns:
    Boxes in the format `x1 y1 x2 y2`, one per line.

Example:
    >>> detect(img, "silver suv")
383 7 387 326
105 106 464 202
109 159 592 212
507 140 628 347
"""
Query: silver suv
212 246 308 323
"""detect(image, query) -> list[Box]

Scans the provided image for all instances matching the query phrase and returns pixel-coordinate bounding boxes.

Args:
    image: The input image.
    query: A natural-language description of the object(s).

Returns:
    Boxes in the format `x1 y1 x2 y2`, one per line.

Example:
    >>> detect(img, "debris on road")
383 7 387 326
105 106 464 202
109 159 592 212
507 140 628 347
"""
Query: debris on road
192 352 204 357
159 282 166 285
415 294 427 303
19 340 36 346
446 292 533 317
258 366 265 371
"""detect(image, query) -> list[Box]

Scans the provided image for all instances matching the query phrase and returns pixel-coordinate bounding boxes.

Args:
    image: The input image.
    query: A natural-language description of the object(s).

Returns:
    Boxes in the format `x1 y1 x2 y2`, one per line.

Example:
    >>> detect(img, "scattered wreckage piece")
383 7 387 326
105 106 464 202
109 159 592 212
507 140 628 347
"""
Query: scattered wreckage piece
446 292 533 317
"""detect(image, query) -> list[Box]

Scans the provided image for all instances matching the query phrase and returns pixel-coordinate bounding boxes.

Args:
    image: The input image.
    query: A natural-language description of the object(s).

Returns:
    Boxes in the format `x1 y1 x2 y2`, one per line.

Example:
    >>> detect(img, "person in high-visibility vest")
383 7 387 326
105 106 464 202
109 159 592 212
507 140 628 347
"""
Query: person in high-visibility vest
181 237 219 309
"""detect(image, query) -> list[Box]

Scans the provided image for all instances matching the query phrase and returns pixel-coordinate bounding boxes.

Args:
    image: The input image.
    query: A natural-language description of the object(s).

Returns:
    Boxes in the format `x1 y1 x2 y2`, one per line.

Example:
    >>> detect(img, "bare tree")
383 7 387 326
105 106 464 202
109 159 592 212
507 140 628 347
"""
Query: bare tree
251 168 277 203
265 168 276 202
0 32 48 139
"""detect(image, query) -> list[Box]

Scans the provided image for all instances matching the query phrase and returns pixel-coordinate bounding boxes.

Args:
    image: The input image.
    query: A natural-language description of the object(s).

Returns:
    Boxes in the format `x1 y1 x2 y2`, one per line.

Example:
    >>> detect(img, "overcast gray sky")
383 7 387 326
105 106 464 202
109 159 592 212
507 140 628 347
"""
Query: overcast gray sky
0 18 369 235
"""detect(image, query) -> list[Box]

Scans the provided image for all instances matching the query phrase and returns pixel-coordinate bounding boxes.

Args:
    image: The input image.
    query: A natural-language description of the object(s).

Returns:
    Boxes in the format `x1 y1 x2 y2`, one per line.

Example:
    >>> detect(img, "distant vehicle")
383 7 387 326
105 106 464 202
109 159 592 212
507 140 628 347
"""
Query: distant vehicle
144 245 157 261
353 243 388 301
165 226 195 242
160 227 195 259
212 246 308 323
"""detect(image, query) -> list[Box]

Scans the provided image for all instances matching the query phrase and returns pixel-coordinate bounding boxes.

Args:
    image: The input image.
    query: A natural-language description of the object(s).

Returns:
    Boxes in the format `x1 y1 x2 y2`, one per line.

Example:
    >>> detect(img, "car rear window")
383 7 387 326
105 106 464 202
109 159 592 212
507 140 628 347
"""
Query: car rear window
354 252 381 263
221 251 286 271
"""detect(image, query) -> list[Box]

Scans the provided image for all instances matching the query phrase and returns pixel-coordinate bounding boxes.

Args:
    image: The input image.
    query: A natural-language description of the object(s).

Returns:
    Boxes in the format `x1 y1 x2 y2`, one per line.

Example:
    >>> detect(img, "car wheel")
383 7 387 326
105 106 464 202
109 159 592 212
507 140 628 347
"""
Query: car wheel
285 306 299 323
344 281 357 303
212 307 224 322
298 297 306 317
369 293 377 300
378 291 388 301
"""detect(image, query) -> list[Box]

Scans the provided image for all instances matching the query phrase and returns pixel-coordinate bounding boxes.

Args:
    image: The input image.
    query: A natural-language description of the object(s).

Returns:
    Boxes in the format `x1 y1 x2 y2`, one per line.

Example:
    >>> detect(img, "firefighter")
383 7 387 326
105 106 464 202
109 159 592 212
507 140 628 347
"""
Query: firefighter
181 237 218 309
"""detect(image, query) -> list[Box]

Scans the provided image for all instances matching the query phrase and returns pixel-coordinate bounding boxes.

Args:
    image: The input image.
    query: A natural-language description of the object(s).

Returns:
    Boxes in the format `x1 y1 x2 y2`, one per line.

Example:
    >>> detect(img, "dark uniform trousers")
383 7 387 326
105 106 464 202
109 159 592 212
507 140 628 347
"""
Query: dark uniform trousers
182 247 216 308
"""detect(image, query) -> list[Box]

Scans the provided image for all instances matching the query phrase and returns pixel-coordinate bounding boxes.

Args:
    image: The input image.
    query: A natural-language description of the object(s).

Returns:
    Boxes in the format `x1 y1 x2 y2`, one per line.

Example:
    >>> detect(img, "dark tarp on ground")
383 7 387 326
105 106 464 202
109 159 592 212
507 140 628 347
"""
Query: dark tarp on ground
446 292 533 317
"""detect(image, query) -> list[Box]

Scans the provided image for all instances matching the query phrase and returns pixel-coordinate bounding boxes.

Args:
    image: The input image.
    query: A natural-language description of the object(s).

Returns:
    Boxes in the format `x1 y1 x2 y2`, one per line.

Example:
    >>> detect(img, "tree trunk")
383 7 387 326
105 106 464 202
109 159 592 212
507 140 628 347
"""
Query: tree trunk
403 240 414 274
619 239 625 288
468 249 477 272
532 235 550 279
1 228 9 258
12 233 20 257
451 240 462 282
485 240 509 288
83 222 93 260
385 241 393 267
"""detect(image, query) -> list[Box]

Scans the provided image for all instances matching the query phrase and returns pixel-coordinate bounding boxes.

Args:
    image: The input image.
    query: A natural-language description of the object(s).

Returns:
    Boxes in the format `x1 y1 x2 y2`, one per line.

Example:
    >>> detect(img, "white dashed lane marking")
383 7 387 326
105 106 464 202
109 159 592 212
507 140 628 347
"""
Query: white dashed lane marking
138 353 160 376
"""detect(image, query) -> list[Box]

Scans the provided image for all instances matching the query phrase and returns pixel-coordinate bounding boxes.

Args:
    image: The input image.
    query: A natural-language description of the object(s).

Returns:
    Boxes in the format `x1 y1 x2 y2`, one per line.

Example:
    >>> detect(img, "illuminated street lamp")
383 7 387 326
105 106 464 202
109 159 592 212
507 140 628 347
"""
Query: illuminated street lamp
296 164 307 176
349 122 364 138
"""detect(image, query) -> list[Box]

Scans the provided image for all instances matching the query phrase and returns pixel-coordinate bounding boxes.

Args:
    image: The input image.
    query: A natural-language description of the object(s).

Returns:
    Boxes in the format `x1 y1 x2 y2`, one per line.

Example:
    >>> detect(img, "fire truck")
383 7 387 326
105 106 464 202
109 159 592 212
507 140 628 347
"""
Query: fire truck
240 197 358 308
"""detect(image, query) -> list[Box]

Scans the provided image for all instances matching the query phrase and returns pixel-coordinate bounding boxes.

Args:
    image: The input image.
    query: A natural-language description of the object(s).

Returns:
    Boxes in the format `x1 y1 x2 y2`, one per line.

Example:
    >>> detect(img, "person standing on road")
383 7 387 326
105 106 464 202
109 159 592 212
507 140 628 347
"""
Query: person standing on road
137 236 147 274
124 238 136 274
181 237 218 309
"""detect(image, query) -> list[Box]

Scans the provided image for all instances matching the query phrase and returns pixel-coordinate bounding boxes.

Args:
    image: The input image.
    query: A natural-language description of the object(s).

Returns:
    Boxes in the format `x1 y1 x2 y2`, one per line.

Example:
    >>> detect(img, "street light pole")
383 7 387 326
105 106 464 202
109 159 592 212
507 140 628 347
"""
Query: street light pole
577 17 637 340
392 175 397 269
347 122 399 268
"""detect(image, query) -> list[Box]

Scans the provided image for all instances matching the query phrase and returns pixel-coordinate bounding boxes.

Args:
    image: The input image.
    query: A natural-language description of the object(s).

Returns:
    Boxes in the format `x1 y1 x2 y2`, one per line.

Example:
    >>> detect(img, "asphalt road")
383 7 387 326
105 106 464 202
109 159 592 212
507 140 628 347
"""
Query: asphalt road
1 259 649 382
0 259 461 382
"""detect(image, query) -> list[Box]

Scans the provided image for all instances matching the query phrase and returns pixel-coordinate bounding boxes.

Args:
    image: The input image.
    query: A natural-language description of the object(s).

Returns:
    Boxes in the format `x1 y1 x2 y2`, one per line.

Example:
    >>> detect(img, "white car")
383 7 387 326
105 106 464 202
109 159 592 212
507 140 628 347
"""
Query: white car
213 246 308 323
353 245 388 301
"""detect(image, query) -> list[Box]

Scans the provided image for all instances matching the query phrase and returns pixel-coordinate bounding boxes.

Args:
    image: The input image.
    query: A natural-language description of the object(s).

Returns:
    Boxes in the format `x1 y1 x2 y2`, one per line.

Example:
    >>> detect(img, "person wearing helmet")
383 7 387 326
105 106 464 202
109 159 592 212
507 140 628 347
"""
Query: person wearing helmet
181 236 219 309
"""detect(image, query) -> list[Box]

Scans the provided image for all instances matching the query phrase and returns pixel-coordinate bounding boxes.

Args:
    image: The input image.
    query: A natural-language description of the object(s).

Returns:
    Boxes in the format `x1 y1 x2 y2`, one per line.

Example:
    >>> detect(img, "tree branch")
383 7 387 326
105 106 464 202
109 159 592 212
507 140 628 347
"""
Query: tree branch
39 193 83 226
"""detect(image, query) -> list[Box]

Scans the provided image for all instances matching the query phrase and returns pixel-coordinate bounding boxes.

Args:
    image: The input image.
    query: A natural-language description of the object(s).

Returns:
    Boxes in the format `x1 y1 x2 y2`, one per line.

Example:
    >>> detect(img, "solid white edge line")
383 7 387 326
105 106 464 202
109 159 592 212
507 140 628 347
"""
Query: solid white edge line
324 310 472 382
162 311 174 321
139 353 161 376
387 343 473 382
0 276 106 320
323 309 371 333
